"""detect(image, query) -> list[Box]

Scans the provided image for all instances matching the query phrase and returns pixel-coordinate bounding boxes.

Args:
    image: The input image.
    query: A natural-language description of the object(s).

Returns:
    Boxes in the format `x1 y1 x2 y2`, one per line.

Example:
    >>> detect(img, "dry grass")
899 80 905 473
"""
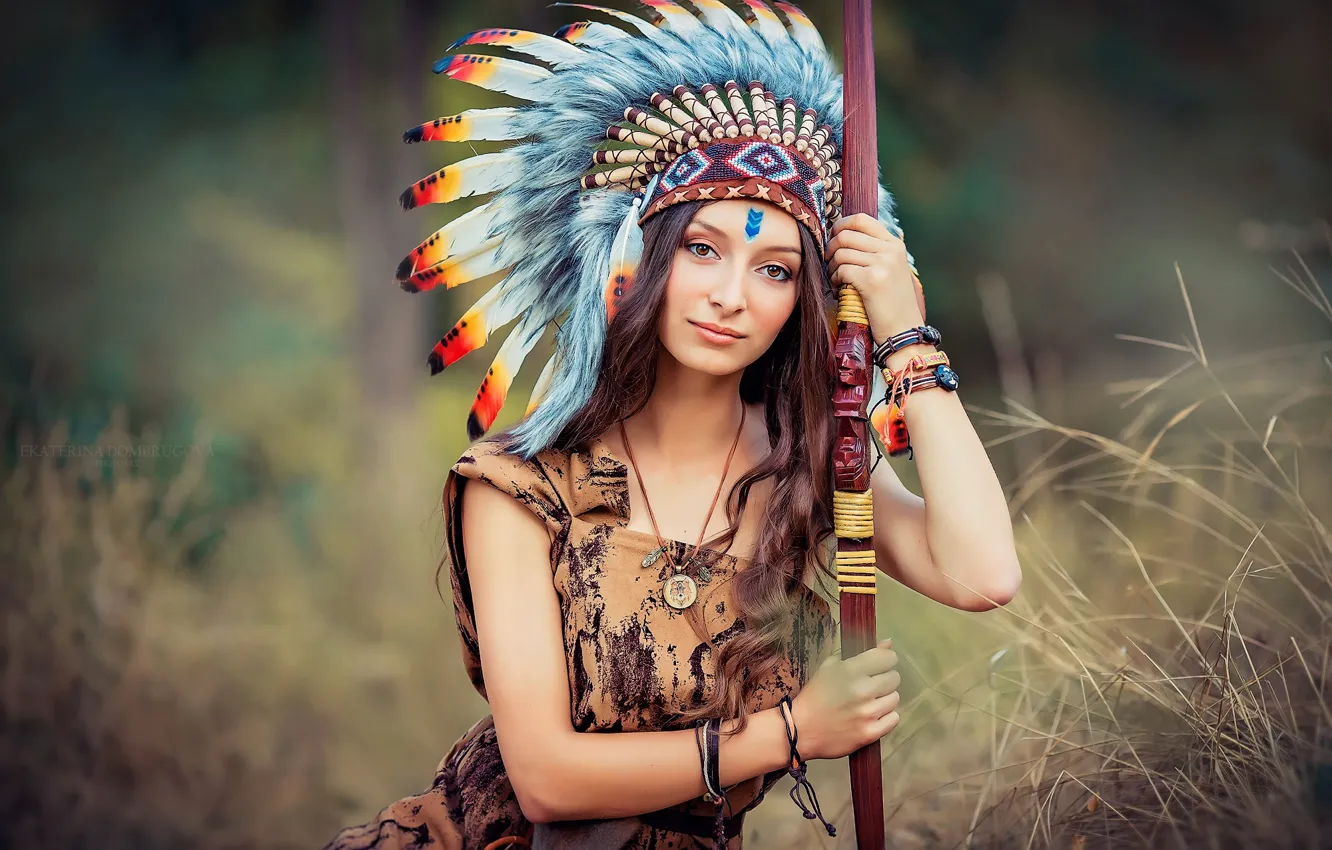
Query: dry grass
870 259 1330 850
0 409 480 849
2 259 1329 849
1 414 329 849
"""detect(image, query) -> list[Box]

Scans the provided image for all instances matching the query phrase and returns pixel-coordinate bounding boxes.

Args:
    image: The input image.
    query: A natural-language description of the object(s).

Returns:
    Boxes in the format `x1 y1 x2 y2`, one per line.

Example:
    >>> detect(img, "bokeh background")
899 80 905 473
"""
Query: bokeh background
2 0 1328 847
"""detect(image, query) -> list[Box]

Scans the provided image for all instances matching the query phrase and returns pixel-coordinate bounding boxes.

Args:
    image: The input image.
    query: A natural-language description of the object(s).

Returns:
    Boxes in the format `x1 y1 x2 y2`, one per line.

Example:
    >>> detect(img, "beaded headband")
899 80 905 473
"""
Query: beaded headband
581 81 841 247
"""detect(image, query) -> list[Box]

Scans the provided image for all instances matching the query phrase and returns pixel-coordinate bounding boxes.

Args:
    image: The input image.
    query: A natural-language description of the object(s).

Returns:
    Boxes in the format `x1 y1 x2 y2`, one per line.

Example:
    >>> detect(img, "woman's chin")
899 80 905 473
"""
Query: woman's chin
666 344 750 377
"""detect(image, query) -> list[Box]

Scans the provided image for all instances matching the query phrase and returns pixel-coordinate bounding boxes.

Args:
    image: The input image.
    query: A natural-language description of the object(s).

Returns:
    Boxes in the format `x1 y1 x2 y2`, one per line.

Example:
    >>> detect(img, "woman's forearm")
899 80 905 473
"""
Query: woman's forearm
525 705 790 823
876 328 1021 608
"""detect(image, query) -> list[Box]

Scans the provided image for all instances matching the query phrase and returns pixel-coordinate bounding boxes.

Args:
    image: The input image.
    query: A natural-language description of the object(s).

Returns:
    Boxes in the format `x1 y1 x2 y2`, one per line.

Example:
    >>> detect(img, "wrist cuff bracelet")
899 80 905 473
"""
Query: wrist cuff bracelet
873 324 942 364
696 719 728 850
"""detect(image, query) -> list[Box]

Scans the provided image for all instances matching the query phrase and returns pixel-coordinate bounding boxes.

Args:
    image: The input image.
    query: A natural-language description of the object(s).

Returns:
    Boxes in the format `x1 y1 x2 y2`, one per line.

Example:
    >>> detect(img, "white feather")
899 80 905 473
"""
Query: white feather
690 0 750 36
558 20 631 47
639 1 704 35
773 1 827 54
551 3 663 38
525 351 559 416
740 0 789 43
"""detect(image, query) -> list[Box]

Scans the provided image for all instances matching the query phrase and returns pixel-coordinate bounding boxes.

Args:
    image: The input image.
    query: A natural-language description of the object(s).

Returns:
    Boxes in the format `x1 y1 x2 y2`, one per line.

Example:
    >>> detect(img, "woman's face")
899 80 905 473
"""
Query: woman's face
656 199 804 376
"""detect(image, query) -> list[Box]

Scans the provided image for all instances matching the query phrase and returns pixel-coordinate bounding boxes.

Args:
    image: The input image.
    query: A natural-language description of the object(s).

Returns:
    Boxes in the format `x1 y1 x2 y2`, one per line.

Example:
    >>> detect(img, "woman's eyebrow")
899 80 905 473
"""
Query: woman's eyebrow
689 220 730 241
689 220 801 257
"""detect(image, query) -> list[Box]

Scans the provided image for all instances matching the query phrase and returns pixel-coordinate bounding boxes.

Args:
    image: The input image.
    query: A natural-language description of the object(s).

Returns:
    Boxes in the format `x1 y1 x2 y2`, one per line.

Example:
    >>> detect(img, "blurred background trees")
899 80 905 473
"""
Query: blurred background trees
2 0 1327 501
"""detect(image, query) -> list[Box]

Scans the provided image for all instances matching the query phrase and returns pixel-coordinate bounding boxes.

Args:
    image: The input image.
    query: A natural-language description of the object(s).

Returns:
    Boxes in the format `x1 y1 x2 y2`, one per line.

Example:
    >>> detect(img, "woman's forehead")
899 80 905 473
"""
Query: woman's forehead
689 199 801 244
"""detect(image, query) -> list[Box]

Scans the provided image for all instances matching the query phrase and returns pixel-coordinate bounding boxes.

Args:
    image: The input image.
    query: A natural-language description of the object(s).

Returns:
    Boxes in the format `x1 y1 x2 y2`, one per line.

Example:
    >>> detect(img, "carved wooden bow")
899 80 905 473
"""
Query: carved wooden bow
834 0 886 846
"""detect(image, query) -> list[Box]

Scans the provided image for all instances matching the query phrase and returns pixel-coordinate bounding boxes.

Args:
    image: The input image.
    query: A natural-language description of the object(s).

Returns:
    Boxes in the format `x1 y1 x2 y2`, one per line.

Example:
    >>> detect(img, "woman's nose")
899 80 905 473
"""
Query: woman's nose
708 269 747 313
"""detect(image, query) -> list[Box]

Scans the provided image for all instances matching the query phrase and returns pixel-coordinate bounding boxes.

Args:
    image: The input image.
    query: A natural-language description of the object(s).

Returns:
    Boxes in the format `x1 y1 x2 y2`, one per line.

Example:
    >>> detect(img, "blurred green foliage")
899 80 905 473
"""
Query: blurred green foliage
0 3 1327 843
3 0 1328 511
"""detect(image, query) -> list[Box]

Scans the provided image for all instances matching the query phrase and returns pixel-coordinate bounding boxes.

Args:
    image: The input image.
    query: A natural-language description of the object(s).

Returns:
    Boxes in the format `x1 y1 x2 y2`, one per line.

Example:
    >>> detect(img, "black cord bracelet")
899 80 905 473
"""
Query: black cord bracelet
707 719 726 848
776 696 837 837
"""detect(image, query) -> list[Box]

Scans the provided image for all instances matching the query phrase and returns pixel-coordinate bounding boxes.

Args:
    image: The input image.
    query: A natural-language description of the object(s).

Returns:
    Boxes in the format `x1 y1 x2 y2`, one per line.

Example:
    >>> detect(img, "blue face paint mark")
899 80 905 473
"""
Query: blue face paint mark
745 207 763 242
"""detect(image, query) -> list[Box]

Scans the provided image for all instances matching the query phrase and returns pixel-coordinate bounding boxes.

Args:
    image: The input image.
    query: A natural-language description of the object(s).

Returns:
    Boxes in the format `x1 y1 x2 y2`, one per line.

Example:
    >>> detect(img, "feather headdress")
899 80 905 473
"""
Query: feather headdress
399 0 912 458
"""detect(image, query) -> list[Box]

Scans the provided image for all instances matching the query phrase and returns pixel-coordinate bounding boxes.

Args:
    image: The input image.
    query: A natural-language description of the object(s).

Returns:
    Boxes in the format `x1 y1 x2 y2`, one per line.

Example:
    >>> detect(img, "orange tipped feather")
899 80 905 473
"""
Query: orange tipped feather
467 360 512 440
555 21 591 42
400 167 465 209
399 152 516 209
450 28 522 47
403 108 520 144
638 0 702 32
772 0 811 25
446 28 585 66
737 0 788 39
554 3 661 37
397 203 501 281
400 237 505 293
427 308 489 375
406 114 472 143
434 54 551 100
603 264 636 323
690 0 750 33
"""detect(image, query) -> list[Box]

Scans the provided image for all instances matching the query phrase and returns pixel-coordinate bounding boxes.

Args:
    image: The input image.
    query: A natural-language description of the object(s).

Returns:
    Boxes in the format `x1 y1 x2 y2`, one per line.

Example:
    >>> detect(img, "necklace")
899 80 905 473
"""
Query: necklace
618 403 747 611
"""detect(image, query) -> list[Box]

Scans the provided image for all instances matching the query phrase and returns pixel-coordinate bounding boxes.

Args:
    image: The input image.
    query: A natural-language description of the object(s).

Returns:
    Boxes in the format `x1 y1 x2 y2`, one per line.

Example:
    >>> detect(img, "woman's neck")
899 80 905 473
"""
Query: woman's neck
622 351 748 465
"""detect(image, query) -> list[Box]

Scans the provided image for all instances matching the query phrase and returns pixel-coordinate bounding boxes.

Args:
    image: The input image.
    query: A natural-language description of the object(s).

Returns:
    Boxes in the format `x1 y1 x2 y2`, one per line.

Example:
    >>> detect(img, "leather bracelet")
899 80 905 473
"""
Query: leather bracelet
706 719 722 805
872 324 941 364
890 364 960 402
699 718 728 850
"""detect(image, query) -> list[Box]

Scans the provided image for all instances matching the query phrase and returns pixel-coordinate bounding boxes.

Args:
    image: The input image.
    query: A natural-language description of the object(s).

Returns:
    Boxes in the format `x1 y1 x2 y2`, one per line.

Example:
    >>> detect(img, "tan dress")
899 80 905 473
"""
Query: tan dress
323 434 835 850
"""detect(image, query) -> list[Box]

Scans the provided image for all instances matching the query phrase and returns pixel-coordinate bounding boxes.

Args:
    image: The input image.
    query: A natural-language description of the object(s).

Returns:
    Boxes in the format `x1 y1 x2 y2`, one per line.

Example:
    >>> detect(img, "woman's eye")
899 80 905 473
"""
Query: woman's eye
763 264 793 281
685 242 717 259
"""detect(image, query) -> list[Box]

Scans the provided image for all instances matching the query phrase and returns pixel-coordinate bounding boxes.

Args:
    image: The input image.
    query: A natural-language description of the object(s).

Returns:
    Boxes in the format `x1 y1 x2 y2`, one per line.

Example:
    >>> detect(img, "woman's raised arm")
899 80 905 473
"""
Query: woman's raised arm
459 478 790 824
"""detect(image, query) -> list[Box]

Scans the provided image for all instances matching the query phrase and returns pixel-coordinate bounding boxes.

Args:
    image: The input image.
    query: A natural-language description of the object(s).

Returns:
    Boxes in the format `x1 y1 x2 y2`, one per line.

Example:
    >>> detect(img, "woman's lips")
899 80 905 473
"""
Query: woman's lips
690 321 745 345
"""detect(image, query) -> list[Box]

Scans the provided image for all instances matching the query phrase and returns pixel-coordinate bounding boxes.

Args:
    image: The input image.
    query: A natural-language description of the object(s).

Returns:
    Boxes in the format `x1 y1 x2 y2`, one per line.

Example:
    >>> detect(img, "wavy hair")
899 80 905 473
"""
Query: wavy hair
497 200 838 733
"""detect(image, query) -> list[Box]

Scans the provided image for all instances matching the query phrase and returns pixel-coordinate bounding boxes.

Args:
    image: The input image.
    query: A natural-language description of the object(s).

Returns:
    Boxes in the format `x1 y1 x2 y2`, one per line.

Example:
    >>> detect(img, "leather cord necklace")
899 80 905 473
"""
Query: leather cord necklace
618 403 747 611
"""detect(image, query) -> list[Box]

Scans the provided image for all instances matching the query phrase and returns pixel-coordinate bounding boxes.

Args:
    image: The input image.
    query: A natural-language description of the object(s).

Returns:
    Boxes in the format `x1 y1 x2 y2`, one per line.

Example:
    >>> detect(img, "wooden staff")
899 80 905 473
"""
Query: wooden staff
835 0 885 846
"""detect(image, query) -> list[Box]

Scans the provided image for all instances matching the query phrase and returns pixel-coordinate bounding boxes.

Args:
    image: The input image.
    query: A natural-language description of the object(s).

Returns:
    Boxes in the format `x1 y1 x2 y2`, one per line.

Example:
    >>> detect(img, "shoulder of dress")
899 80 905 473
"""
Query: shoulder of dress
452 436 626 522
461 436 580 497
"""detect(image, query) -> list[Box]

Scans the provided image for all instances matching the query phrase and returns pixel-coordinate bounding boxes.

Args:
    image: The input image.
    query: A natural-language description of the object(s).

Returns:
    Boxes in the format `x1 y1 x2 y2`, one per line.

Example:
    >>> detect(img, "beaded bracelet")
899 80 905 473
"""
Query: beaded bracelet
776 696 837 837
872 324 942 364
879 350 951 395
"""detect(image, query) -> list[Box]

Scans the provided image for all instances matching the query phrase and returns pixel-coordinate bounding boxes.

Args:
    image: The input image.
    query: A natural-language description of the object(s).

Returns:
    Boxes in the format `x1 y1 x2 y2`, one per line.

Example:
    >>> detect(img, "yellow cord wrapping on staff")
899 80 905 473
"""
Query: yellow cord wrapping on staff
833 490 876 594
833 490 874 536
836 283 868 325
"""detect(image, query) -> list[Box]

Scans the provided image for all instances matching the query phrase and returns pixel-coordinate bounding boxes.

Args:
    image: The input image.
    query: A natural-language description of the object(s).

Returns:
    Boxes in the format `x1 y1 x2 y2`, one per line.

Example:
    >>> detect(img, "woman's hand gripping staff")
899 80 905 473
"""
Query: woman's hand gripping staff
825 214 1023 613
789 638 902 761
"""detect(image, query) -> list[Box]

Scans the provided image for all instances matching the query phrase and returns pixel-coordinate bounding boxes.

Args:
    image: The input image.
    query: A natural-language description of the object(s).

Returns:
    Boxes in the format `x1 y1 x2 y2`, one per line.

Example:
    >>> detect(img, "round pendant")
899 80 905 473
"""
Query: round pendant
663 573 699 610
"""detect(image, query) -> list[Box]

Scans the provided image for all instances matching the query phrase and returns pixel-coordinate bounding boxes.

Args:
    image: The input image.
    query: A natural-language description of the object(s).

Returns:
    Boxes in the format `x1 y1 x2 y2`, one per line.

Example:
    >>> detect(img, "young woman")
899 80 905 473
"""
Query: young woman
324 3 1020 848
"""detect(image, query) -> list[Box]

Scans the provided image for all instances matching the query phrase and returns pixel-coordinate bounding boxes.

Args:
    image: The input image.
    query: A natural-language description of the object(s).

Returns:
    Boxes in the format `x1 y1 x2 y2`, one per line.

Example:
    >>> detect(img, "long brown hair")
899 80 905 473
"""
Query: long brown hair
501 200 838 732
